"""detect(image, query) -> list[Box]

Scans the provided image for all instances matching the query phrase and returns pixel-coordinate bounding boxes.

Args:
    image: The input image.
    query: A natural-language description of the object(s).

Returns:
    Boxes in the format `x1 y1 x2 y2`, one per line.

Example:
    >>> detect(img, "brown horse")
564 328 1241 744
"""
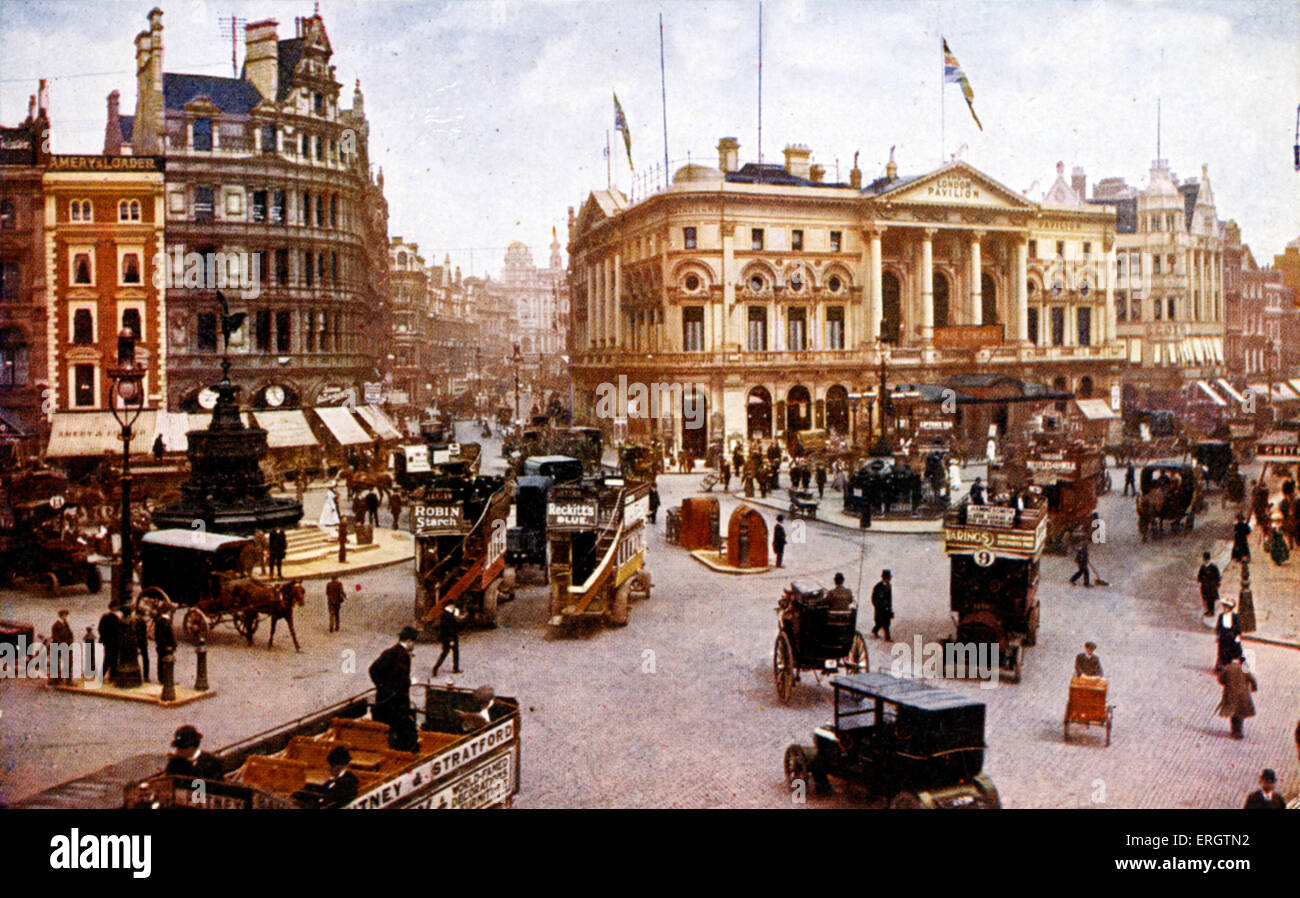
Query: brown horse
1136 486 1166 541
228 578 305 651
341 467 392 502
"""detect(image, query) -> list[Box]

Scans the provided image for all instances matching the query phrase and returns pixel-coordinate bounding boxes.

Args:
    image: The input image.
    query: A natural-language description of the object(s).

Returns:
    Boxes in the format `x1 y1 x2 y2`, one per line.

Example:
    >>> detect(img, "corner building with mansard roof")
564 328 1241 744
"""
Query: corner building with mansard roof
105 9 390 413
567 139 1126 456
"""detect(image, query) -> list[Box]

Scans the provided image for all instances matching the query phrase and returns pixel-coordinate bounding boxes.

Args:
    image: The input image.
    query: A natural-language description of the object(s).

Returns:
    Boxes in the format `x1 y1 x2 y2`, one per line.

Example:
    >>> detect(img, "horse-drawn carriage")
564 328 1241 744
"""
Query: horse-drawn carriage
134 530 304 648
1136 464 1203 541
942 503 1047 683
773 581 869 703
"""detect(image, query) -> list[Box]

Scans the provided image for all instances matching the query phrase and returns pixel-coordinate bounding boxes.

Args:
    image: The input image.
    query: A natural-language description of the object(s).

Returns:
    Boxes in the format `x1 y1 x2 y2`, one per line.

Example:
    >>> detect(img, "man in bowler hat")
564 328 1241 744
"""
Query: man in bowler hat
369 626 419 751
871 570 894 641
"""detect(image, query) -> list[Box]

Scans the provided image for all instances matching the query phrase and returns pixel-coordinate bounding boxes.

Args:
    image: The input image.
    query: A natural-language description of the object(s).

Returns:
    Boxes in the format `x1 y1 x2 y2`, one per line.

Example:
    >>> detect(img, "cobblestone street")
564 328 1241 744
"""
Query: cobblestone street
3 424 1298 808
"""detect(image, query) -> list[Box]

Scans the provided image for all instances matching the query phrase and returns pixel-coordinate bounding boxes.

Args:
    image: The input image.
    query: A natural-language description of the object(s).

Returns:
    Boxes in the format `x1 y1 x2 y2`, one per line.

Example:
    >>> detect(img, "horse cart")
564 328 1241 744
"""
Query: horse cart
17 683 521 810
942 503 1047 683
1063 675 1114 746
1136 463 1203 541
134 530 304 649
546 479 652 631
0 471 102 594
773 581 869 703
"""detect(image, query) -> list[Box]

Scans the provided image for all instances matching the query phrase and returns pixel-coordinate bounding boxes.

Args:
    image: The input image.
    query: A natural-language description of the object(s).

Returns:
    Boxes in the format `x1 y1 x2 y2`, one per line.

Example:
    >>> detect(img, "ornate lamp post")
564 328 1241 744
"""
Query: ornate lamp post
107 328 145 688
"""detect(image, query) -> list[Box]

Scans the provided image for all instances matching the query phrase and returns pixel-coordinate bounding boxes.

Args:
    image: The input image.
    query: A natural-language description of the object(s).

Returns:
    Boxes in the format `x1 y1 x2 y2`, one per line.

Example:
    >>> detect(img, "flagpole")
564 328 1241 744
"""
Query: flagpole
606 129 611 189
940 34 945 165
757 1 763 181
660 13 670 178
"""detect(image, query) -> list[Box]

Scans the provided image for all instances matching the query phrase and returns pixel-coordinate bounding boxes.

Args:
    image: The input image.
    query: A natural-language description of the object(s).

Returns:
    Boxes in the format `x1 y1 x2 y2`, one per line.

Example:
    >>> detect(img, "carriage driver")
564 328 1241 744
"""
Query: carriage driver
1074 642 1104 678
827 573 854 611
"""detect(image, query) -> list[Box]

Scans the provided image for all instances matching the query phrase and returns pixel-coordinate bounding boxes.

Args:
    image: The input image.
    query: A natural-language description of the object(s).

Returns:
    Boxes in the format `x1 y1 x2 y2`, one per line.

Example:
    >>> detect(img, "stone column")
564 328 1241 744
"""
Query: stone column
613 252 622 348
869 229 883 341
921 229 935 345
1015 238 1029 343
1103 241 1116 347
722 224 736 347
969 232 984 326
587 264 596 349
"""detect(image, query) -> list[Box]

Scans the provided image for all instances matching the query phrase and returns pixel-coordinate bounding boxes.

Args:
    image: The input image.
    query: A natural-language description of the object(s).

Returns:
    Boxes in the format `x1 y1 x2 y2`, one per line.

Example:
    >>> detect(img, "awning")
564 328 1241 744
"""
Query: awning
1194 380 1227 407
152 410 192 453
1216 379 1245 404
1250 383 1299 403
250 410 318 448
1277 382 1300 400
45 411 158 458
1075 399 1118 420
1289 379 1300 399
354 404 401 441
1189 339 1203 365
0 406 34 437
313 406 372 446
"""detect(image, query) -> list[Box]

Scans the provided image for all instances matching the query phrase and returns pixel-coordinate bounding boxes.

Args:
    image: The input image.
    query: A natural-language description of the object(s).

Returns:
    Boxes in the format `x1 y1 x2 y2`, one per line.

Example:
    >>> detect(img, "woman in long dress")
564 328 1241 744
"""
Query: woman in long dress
319 488 340 528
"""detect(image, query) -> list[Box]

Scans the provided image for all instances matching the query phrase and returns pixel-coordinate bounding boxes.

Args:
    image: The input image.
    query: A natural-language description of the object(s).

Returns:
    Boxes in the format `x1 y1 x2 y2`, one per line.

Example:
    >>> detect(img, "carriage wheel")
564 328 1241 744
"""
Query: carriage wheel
774 632 796 704
45 572 60 595
1023 604 1040 648
182 608 210 643
134 586 170 621
1002 645 1022 684
783 744 813 792
845 632 869 673
1105 706 1114 747
889 791 924 809
1063 718 1071 742
84 565 102 594
234 611 259 640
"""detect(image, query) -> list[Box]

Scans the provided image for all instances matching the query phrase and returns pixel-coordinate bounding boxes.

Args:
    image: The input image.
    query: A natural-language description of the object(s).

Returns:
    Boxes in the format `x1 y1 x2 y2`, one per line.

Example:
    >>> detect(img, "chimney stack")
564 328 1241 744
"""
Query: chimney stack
132 9 165 154
1071 166 1087 200
245 20 280 101
783 144 812 180
717 137 739 174
809 164 825 184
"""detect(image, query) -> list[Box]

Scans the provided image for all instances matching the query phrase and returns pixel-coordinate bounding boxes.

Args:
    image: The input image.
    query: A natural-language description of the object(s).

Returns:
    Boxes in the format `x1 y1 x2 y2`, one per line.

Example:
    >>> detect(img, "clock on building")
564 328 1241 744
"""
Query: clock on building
265 385 286 407
198 388 218 410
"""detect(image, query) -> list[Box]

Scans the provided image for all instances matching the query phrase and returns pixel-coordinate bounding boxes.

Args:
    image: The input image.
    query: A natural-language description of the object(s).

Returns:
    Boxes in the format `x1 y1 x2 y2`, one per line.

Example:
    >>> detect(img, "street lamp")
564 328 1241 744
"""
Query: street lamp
509 342 523 426
107 327 145 688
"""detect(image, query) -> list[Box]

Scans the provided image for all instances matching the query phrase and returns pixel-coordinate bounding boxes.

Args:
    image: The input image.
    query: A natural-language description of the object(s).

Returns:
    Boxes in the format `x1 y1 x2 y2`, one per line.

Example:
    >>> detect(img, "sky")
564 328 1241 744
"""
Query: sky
2 0 1297 278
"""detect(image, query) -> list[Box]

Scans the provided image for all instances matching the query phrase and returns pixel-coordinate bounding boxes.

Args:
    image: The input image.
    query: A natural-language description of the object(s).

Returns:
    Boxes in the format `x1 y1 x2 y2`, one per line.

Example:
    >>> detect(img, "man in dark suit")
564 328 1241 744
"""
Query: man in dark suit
50 610 75 685
319 746 360 809
268 528 287 579
1197 552 1222 617
1074 642 1104 677
871 570 894 641
369 627 418 751
772 515 787 568
1070 540 1091 587
164 725 225 781
96 607 121 681
1123 461 1136 497
1243 769 1286 809
154 604 177 661
326 576 345 633
432 601 466 676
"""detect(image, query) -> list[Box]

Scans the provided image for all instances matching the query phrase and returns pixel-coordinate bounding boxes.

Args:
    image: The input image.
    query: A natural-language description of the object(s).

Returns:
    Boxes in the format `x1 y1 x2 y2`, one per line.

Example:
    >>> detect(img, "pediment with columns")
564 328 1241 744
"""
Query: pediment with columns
870 161 1037 213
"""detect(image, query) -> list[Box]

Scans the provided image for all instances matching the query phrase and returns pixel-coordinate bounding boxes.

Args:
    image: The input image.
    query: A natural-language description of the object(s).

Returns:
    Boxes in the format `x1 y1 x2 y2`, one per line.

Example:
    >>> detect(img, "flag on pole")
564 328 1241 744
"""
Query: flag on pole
613 92 633 170
942 38 982 132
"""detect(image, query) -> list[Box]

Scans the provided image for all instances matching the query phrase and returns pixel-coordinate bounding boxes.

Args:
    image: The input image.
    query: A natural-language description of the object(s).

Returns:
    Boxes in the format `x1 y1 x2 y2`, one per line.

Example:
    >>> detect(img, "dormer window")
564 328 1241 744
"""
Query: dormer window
192 118 213 151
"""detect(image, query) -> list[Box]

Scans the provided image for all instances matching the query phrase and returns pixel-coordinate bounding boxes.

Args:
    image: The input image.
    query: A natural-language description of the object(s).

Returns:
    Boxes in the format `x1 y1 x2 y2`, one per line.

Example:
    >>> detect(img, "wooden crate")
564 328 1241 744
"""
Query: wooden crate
1067 676 1108 720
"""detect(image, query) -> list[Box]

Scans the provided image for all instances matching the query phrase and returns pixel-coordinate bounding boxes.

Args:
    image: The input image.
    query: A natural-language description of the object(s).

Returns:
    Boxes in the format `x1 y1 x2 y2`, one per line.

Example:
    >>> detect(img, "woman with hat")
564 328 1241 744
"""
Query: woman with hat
1214 598 1243 672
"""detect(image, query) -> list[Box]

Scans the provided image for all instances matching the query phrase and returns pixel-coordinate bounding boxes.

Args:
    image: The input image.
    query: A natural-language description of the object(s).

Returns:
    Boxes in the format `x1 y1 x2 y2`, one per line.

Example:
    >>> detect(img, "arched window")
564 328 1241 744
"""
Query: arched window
122 308 142 340
786 385 812 432
73 253 92 285
1079 375 1094 399
747 386 772 439
825 385 849 435
72 308 94 345
121 253 141 284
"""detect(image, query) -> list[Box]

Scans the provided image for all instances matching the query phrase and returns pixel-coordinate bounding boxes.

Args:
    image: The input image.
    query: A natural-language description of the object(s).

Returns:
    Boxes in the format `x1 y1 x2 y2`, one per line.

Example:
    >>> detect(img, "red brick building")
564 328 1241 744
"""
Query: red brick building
41 154 166 456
